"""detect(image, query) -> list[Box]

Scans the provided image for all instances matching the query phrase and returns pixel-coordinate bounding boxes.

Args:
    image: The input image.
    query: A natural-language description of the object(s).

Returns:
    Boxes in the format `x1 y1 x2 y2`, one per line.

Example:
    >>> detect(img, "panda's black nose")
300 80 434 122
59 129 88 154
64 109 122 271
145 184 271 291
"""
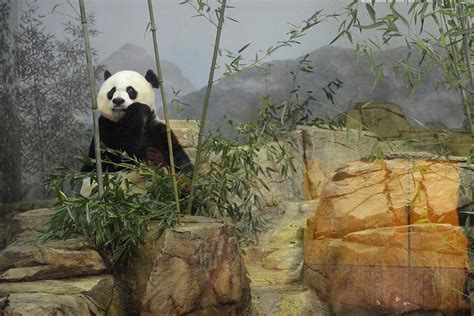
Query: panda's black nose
113 97 125 106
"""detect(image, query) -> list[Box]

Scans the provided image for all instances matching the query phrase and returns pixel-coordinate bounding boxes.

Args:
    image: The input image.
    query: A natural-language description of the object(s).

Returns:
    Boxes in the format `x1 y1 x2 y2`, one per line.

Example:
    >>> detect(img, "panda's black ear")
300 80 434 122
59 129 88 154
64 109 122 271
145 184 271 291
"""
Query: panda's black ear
145 69 160 88
104 70 112 81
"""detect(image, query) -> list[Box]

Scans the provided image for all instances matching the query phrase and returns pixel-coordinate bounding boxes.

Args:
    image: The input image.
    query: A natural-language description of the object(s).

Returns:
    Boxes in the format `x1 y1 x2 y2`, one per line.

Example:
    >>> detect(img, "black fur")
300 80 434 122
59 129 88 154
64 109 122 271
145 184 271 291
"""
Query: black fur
107 87 116 100
81 102 193 175
104 70 112 81
126 86 137 100
145 70 160 88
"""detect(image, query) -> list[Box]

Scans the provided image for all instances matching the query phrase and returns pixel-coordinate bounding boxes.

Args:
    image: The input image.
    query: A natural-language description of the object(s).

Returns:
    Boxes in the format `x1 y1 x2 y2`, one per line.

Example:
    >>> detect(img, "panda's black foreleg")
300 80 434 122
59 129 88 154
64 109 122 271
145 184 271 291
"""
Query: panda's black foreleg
147 120 194 175
146 147 167 168
81 116 120 172
147 120 197 214
117 103 152 160
80 138 116 172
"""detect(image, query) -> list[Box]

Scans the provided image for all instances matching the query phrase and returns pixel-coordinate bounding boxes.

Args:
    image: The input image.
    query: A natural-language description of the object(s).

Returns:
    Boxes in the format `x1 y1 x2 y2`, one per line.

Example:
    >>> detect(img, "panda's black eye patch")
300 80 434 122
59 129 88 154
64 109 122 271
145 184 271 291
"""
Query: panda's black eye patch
126 86 137 99
107 87 116 100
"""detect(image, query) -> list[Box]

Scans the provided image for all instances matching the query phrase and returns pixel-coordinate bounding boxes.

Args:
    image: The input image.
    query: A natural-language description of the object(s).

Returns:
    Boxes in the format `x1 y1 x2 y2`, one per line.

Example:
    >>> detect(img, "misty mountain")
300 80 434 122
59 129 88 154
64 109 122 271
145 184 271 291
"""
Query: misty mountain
101 43 196 115
174 45 462 132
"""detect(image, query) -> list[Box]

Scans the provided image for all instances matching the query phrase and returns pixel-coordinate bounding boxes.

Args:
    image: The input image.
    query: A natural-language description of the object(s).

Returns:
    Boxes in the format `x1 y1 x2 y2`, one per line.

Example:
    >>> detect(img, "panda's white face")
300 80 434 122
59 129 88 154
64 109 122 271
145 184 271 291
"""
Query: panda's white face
97 70 157 122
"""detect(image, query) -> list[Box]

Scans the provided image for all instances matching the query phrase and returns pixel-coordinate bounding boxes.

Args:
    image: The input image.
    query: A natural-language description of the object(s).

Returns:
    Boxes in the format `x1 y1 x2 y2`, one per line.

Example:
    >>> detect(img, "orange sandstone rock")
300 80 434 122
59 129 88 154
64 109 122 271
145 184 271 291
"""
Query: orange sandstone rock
304 159 469 313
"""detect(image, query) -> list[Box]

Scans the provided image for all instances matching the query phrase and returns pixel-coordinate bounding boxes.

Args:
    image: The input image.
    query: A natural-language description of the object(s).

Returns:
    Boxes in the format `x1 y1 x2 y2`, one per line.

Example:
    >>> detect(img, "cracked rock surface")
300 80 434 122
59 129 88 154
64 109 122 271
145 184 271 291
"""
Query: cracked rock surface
0 275 124 315
1 211 251 315
0 208 107 283
0 208 124 315
122 216 251 315
304 159 470 314
0 237 107 282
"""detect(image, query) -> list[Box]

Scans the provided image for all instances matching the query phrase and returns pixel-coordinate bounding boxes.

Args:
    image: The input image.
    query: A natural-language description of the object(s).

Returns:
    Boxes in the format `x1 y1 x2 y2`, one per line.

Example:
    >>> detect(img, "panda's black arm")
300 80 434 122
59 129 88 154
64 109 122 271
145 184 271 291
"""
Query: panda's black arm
172 135 194 175
80 116 118 172
117 103 152 159
148 120 193 175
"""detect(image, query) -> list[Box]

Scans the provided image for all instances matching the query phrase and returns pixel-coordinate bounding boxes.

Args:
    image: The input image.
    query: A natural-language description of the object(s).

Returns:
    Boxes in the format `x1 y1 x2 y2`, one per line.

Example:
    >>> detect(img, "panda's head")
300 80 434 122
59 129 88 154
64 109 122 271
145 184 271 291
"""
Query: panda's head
97 69 160 122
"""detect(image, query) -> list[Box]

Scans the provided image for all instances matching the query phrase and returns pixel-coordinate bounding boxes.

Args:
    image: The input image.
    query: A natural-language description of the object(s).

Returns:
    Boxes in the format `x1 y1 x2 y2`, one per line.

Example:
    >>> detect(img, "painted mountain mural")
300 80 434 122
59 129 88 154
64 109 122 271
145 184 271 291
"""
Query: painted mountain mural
175 45 461 133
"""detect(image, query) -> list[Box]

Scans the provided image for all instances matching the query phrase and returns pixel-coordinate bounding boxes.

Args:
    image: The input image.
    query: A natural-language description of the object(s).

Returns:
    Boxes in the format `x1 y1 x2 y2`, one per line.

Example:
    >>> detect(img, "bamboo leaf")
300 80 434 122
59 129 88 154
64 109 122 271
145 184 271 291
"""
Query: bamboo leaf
346 30 353 44
238 42 251 54
329 31 345 45
366 3 376 22
51 4 60 14
357 21 385 30
372 66 384 90
85 203 91 224
226 16 239 23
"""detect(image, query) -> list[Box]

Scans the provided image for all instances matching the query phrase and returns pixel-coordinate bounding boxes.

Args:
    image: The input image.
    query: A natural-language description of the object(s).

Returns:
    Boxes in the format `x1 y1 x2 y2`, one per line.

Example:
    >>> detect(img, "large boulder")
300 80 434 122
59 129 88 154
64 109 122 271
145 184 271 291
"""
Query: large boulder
0 200 53 250
1 210 251 315
123 216 251 315
0 208 107 282
2 193 251 315
0 208 124 315
0 275 125 315
6 208 55 244
0 237 107 282
169 119 198 149
304 159 470 314
345 100 411 138
298 126 379 200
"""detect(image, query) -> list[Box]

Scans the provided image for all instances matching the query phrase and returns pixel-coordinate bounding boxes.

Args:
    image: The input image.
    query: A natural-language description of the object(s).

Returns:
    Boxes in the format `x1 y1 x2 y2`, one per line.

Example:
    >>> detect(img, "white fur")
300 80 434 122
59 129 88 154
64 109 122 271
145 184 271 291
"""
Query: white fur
97 70 156 122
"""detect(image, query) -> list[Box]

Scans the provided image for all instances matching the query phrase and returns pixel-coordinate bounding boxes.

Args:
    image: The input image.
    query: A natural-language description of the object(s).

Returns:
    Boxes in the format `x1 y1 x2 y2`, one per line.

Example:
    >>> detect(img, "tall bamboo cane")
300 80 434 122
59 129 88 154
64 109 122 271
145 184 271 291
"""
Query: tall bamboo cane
79 0 103 196
459 3 473 137
187 0 227 215
147 0 182 222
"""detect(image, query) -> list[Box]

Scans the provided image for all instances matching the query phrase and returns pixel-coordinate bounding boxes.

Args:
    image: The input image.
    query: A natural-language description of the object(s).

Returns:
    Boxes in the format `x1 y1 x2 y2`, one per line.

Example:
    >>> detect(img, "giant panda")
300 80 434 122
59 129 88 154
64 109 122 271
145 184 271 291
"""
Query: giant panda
81 69 193 175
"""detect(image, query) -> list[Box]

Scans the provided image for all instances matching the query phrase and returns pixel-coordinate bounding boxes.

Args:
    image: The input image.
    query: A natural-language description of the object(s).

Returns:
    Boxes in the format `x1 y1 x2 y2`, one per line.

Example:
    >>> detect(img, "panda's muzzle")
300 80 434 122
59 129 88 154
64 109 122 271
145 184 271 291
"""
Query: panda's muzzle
113 97 125 107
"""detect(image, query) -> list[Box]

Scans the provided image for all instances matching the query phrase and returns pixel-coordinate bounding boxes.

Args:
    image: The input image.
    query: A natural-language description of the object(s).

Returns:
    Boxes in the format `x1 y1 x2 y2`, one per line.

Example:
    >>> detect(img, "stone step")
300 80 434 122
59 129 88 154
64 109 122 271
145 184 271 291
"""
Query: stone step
0 275 124 315
249 284 329 315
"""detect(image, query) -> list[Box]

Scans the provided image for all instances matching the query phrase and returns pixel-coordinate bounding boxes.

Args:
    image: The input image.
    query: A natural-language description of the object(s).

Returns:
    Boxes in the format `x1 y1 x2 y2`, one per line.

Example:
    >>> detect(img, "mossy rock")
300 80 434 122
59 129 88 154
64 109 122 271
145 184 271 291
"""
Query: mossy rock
345 100 411 138
444 133 474 156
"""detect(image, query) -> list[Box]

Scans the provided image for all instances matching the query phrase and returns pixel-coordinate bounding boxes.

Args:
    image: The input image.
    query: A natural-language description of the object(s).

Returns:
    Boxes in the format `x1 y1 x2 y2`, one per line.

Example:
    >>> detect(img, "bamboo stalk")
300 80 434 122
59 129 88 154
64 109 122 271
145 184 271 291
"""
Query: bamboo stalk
79 0 103 196
459 3 473 136
187 0 227 215
147 0 182 223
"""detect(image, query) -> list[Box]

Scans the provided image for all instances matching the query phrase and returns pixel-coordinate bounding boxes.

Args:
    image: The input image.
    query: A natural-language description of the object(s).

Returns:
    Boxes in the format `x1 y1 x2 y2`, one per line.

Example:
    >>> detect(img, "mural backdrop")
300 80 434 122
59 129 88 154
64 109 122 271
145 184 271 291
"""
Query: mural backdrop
0 0 463 201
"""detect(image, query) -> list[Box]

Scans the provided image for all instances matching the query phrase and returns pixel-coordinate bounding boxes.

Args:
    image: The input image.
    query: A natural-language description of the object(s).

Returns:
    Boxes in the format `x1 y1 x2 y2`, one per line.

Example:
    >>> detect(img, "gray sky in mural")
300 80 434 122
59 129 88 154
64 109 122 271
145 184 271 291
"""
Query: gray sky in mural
32 0 461 127
39 0 351 87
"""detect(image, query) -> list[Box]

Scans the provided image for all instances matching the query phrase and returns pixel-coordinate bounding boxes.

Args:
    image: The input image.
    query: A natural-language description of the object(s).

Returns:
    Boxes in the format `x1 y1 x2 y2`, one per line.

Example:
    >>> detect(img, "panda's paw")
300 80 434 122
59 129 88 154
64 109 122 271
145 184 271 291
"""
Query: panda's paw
121 103 151 126
125 103 151 115
146 147 167 168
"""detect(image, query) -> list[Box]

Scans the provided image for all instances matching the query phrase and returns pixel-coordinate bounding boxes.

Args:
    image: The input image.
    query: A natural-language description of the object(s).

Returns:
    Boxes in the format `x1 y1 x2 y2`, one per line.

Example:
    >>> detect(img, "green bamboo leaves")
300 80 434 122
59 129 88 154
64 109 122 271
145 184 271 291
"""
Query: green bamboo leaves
45 153 180 264
332 1 474 135
187 0 228 215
